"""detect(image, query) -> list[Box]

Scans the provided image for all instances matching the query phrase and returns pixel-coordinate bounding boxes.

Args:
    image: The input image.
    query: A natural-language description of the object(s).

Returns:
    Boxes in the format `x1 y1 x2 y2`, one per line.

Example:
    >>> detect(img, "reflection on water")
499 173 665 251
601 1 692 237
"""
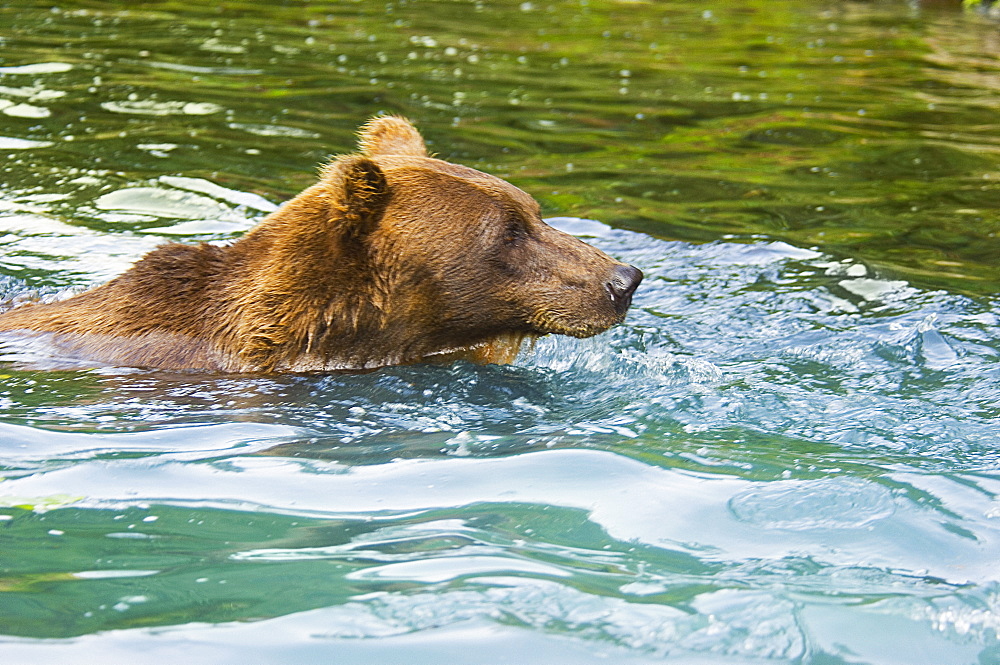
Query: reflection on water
1 1 999 663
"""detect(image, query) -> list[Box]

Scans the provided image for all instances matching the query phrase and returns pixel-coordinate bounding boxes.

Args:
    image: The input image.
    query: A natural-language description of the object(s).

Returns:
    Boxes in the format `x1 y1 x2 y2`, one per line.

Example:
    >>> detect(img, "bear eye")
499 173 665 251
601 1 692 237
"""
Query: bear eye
502 215 527 246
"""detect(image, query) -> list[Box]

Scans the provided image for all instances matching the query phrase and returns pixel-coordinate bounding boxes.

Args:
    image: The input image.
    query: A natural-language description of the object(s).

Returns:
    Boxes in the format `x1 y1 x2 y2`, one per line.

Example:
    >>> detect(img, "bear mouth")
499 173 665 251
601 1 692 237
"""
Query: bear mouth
424 331 539 366
527 310 624 339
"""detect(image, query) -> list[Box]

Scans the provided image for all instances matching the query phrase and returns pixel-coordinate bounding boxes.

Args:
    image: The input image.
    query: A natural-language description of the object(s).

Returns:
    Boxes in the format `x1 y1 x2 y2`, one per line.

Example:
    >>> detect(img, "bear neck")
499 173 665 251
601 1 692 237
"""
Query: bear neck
223 191 422 372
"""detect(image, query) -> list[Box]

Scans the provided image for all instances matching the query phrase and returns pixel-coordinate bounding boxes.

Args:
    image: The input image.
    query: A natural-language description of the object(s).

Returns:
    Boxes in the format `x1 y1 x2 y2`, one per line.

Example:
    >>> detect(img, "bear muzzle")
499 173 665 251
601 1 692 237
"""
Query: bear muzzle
606 264 643 316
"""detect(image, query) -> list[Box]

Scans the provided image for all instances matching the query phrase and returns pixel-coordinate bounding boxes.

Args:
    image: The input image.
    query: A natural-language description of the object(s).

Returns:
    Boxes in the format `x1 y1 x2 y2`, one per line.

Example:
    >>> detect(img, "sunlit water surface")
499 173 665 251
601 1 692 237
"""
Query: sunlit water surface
1 1 999 664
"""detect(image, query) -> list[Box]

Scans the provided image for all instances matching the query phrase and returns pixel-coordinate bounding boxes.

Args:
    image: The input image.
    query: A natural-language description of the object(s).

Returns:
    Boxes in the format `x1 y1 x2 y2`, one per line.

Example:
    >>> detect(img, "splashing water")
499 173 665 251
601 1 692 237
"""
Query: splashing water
1 211 999 663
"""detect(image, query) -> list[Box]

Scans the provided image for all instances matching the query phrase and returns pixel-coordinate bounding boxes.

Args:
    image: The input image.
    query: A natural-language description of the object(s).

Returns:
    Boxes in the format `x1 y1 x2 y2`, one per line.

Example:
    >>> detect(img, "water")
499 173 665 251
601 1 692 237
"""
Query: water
1 1 999 663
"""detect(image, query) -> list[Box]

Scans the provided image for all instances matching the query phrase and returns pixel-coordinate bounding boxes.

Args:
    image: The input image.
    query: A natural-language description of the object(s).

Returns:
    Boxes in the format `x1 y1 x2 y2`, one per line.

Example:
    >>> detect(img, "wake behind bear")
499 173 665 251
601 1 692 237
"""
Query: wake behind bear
0 116 642 372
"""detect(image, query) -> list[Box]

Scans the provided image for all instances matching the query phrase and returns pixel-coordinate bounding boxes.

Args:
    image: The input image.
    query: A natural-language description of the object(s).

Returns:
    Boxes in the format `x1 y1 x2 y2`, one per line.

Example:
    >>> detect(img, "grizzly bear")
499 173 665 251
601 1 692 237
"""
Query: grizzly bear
0 116 642 372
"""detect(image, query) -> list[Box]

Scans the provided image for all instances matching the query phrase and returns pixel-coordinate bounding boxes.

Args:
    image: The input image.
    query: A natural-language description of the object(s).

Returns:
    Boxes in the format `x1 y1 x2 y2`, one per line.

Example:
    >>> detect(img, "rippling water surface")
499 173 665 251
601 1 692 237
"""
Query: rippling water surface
1 1 999 663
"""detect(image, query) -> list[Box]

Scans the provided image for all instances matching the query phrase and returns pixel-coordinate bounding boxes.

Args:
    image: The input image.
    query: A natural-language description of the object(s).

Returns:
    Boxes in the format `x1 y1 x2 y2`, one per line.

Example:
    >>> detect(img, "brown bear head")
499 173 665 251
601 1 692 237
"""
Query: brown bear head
231 116 643 371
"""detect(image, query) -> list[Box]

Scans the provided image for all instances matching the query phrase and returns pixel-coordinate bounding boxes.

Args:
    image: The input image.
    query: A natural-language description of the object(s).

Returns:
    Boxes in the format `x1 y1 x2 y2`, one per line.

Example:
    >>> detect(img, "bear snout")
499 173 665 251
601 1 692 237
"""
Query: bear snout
606 264 643 315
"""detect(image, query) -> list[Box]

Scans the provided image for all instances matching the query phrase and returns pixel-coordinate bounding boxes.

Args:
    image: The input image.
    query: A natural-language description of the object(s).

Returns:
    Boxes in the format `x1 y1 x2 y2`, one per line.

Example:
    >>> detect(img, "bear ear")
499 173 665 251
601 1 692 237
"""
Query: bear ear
357 115 428 157
340 156 390 239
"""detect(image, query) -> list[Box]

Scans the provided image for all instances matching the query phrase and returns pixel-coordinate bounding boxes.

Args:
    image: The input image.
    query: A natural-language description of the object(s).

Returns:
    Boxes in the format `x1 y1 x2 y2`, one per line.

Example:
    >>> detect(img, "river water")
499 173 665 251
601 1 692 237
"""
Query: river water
1 1 999 663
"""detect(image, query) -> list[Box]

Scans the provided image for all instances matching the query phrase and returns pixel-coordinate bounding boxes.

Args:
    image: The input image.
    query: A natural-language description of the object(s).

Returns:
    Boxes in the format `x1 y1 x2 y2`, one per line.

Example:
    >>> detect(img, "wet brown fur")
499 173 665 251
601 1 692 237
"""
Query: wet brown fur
0 116 639 372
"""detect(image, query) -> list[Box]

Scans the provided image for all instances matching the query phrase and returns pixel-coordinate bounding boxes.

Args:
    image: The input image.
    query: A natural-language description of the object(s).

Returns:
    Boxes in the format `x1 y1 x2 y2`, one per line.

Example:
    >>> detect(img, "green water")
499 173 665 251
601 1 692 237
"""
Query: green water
1 1 999 663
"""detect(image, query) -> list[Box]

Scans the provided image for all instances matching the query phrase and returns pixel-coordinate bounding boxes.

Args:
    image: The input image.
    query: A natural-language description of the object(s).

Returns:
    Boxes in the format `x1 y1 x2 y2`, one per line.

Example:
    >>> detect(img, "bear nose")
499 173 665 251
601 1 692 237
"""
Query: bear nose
606 264 643 314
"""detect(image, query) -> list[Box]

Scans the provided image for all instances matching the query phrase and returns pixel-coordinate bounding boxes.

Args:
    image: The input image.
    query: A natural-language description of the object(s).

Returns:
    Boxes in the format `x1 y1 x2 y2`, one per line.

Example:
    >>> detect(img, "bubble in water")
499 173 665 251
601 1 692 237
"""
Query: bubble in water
728 477 895 530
